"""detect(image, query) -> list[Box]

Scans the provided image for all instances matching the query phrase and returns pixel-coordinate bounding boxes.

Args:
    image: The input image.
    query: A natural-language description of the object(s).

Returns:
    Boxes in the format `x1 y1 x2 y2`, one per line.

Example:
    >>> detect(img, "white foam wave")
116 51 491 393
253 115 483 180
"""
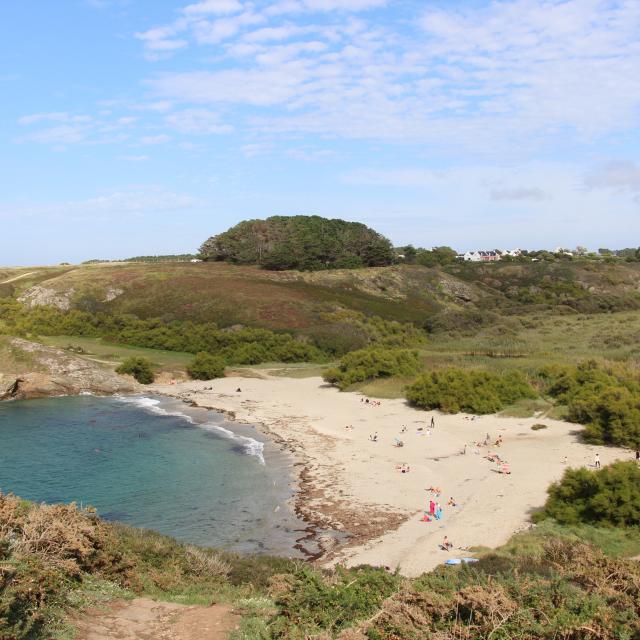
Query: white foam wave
116 396 265 464
115 396 195 423
201 422 266 465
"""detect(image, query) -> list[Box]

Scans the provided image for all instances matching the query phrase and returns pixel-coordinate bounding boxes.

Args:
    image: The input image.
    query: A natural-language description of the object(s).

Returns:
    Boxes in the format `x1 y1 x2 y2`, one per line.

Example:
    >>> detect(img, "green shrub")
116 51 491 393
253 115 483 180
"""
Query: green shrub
116 357 155 384
271 565 399 636
531 423 548 430
186 352 226 380
406 368 536 414
540 361 640 447
324 348 420 390
538 462 640 527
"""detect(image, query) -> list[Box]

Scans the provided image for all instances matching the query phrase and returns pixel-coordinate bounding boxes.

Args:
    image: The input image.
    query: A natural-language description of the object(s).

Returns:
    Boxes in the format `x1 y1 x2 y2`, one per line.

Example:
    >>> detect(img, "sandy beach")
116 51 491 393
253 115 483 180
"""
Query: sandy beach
152 374 630 577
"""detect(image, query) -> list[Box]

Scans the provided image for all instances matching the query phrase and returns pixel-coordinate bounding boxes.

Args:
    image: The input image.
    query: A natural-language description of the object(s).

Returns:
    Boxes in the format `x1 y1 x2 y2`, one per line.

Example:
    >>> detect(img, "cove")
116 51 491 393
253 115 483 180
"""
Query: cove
0 394 309 557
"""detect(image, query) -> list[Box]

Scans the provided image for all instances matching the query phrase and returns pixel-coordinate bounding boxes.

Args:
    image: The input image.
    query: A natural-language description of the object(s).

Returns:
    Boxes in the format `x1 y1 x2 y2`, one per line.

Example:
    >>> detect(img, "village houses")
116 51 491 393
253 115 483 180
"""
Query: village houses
461 249 522 262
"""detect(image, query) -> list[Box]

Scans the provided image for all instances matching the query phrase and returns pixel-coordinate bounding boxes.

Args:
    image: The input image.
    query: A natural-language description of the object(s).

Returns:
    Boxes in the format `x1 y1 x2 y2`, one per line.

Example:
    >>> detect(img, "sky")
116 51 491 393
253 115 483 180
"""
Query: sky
1 0 640 265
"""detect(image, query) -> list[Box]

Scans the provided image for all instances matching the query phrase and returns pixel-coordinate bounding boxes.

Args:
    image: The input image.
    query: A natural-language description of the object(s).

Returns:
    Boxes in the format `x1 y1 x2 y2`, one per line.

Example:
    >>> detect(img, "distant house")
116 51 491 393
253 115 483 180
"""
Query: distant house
463 250 500 262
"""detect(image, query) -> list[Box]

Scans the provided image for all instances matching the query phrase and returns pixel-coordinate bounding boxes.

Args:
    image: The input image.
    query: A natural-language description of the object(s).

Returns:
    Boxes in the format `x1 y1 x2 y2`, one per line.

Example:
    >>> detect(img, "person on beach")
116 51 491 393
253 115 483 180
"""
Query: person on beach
447 497 456 507
595 453 601 468
429 499 435 515
441 536 453 550
495 435 503 447
635 449 639 463
563 455 568 464
435 503 443 520
370 432 378 442
484 433 490 445
430 416 435 429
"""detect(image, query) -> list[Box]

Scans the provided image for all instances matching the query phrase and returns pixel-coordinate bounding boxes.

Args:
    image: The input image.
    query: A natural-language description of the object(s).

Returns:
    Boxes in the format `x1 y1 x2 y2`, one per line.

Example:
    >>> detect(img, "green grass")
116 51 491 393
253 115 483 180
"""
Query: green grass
38 335 193 373
481 519 640 559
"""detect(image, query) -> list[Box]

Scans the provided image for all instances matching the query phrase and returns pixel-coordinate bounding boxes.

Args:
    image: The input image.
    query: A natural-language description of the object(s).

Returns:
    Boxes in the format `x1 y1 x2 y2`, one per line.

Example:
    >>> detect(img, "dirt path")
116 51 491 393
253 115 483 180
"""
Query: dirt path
74 597 239 640
1 271 36 284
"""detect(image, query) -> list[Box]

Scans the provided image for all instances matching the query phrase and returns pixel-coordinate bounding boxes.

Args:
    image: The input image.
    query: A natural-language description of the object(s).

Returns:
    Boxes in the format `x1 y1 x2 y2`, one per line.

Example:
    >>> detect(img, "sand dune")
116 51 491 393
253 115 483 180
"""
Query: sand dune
153 375 630 576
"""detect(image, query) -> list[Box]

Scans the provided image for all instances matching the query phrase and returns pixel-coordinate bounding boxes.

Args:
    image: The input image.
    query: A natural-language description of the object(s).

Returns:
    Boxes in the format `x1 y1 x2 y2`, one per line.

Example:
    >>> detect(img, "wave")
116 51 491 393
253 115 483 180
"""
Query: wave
200 422 266 466
116 396 196 423
116 396 265 464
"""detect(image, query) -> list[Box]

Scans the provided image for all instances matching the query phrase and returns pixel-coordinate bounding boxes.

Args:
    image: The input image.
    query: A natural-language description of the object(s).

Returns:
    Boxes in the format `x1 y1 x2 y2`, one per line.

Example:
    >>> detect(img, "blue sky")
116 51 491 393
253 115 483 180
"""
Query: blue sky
2 0 640 265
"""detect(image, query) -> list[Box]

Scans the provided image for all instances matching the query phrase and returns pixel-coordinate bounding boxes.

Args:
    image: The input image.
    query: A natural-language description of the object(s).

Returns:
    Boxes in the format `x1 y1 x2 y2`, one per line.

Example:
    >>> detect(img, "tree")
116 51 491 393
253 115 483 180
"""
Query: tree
187 352 226 380
116 357 155 384
199 216 395 271
415 246 458 267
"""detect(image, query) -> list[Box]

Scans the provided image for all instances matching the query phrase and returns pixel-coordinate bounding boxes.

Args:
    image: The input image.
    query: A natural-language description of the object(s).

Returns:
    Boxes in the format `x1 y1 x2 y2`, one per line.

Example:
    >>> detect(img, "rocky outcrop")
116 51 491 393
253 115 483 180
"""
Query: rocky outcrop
18 286 75 310
0 338 139 400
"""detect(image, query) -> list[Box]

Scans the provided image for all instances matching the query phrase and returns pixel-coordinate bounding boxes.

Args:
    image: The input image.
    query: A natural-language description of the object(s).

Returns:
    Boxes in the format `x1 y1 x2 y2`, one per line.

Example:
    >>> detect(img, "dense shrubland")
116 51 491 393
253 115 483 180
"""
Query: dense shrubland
199 215 395 270
323 348 421 390
4 492 640 640
406 368 536 414
0 300 426 368
0 300 323 366
0 492 294 640
537 462 640 527
539 361 640 447
308 309 426 357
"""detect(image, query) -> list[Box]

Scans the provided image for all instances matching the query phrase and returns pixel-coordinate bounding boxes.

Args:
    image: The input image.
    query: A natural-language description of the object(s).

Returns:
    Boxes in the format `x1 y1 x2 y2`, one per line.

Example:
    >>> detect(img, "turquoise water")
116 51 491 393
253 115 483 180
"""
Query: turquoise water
0 395 310 556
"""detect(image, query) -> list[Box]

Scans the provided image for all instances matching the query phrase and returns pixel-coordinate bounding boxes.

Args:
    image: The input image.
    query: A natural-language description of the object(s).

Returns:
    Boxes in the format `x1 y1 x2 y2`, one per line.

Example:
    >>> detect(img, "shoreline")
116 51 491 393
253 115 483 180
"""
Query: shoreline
152 374 632 576
166 388 400 563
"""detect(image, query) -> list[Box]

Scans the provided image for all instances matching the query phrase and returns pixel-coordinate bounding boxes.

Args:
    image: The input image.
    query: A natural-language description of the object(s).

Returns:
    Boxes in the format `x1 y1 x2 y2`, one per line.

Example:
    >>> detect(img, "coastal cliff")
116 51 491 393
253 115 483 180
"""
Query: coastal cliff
0 337 138 400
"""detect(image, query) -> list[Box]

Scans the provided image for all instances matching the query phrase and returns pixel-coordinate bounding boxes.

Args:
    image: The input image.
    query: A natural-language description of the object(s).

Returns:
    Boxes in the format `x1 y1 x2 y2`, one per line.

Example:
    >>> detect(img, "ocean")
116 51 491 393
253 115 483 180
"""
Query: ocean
0 394 313 557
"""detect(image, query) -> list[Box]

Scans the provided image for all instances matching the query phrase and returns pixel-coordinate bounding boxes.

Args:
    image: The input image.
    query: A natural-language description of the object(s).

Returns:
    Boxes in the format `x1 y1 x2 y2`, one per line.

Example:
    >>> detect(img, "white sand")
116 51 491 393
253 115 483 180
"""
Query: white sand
152 375 630 576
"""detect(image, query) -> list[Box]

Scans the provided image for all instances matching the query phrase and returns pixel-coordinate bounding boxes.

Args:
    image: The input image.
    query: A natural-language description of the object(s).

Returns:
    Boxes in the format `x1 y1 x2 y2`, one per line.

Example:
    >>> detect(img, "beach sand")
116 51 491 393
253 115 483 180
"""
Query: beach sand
152 374 629 577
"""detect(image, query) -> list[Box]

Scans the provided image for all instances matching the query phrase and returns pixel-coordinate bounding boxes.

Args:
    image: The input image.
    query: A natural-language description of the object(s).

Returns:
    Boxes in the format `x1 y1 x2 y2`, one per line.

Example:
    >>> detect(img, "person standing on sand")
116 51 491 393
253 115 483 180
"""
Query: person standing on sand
429 499 435 516
430 416 435 429
636 449 639 463
595 453 601 468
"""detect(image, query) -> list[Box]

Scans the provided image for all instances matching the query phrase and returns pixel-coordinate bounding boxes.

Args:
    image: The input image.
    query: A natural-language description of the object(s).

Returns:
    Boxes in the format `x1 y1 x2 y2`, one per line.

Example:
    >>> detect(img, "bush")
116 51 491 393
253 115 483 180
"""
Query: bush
538 462 640 527
531 423 548 430
324 348 420 390
540 361 640 447
406 368 536 414
186 352 226 380
116 357 155 384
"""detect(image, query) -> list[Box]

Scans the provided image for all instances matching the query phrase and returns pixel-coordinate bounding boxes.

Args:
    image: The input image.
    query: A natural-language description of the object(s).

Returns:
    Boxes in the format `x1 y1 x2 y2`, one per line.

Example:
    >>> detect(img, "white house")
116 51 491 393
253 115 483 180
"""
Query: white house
463 250 500 262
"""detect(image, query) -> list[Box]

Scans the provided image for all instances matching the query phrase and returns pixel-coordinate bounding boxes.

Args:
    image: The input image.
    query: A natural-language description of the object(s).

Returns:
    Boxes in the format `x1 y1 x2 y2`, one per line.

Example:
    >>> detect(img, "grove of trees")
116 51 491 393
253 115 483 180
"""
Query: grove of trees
199 215 395 270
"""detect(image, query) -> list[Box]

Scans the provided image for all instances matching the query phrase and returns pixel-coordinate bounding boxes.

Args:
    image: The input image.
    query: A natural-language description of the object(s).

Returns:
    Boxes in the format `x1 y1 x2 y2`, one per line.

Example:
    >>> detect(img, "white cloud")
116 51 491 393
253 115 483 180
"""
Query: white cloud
165 108 233 134
4 188 200 220
491 187 549 202
138 0 640 151
18 112 92 125
139 134 172 144
182 0 243 15
584 161 640 200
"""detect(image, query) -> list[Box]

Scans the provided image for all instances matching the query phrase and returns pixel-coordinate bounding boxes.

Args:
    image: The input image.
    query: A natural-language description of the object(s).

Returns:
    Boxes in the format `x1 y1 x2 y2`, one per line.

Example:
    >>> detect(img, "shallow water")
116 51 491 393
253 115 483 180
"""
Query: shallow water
0 394 310 556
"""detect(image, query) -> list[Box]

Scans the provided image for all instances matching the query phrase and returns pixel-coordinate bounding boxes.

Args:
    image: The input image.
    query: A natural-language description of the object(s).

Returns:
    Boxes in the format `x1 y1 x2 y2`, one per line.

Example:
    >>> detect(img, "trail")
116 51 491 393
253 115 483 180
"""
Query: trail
74 597 239 640
1 271 36 284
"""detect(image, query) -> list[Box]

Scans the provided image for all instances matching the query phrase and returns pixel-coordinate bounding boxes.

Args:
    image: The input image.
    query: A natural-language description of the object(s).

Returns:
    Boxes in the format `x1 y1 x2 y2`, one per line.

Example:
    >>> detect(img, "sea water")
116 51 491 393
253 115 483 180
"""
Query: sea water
0 394 311 556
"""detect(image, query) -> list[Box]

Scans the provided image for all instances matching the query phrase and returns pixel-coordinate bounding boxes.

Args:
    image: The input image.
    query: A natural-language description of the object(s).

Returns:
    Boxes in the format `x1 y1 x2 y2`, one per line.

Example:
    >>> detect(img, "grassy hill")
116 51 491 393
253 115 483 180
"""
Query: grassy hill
5 259 640 330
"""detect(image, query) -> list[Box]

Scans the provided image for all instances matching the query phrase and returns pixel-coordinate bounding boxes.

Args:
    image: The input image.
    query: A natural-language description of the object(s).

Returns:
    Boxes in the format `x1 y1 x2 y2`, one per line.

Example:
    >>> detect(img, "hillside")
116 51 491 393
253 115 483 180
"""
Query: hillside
2 491 640 640
5 260 640 331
